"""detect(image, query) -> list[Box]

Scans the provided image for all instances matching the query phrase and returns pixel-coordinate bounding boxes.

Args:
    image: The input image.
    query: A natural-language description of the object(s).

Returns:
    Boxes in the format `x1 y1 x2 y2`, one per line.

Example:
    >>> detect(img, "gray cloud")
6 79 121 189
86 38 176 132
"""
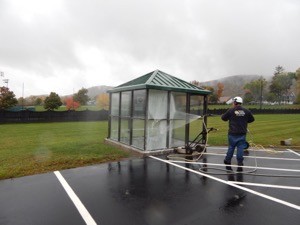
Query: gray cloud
0 0 299 97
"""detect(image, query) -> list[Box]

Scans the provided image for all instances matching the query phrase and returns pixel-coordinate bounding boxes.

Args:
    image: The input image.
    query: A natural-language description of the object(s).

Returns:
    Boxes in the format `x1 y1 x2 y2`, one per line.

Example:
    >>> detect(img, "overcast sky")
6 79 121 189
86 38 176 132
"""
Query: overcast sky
0 0 299 98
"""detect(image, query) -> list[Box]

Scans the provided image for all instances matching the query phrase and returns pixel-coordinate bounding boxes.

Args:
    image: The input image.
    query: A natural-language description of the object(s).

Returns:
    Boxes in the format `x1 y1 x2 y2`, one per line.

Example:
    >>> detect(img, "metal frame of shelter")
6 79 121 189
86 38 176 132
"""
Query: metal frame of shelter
107 70 211 153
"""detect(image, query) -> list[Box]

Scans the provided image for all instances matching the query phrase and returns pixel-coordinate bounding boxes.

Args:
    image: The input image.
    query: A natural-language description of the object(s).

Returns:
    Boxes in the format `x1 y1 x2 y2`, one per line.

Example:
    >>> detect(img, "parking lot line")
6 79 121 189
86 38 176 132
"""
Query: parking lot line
150 156 300 211
54 171 97 225
169 160 300 173
229 181 300 190
287 149 300 157
200 152 300 161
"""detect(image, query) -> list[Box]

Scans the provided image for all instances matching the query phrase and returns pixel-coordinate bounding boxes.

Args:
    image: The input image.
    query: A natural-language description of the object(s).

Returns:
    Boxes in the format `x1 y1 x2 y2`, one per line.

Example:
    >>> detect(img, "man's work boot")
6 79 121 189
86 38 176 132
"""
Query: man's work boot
237 163 243 172
224 160 232 171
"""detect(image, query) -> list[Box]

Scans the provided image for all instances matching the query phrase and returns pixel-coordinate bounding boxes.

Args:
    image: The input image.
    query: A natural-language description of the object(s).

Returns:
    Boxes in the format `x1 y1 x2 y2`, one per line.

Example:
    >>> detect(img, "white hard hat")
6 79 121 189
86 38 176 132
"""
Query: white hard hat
233 96 243 104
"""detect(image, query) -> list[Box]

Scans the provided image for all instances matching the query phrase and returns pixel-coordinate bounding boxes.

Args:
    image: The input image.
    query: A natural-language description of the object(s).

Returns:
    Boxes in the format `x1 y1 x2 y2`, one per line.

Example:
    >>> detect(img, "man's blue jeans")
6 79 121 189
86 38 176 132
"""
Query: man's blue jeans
225 134 246 165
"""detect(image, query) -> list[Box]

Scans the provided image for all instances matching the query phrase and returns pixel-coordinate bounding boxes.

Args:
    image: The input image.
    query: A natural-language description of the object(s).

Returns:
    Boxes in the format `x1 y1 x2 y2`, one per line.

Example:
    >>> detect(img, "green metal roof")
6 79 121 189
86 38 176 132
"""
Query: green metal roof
108 70 211 95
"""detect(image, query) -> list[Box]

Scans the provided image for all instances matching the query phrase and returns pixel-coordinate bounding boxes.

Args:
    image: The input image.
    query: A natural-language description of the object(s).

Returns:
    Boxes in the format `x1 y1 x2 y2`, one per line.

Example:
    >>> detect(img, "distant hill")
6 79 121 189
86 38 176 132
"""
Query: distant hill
86 75 267 99
24 75 271 101
200 75 268 97
87 85 113 99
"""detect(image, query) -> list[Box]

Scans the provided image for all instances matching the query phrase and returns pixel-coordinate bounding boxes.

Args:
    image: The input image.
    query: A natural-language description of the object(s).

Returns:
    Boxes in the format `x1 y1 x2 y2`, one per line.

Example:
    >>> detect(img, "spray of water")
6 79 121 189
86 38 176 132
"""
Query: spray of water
146 91 202 150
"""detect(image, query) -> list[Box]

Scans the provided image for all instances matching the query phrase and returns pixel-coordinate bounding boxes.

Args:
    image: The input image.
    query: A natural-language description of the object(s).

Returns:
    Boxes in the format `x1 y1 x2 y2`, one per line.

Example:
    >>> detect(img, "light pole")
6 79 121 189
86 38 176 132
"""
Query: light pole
259 76 263 110
22 83 24 110
3 79 9 88
1 72 9 87
0 71 4 86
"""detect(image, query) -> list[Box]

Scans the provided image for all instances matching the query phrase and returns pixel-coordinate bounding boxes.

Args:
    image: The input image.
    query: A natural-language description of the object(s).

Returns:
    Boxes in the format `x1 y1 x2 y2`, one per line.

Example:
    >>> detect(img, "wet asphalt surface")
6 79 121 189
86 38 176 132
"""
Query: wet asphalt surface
0 147 299 225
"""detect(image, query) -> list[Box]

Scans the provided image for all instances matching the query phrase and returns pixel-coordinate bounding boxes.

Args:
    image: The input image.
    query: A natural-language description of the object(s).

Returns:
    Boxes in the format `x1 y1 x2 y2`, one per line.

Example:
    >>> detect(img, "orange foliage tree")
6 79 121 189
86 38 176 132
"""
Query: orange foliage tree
96 93 109 110
65 97 80 110
217 82 224 99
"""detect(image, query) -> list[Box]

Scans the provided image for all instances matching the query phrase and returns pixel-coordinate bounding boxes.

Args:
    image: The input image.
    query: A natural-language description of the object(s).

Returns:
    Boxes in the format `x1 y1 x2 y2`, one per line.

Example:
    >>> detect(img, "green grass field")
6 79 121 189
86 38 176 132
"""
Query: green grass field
0 121 129 180
190 114 300 148
0 114 299 180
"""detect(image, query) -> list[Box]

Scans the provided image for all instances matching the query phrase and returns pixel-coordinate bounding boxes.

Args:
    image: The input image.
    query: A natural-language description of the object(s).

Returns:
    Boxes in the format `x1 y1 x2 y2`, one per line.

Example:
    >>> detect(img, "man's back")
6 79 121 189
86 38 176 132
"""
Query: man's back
221 105 255 135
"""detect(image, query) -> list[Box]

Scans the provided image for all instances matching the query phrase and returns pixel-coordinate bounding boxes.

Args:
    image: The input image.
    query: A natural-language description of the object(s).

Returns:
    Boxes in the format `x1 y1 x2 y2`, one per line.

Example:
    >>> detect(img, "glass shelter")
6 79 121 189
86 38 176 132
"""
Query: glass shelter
107 70 211 152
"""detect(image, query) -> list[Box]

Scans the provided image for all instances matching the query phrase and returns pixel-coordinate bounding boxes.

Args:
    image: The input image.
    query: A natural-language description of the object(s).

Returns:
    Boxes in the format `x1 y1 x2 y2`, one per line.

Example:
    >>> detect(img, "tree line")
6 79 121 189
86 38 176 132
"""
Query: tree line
192 66 300 104
1 66 299 110
0 87 110 111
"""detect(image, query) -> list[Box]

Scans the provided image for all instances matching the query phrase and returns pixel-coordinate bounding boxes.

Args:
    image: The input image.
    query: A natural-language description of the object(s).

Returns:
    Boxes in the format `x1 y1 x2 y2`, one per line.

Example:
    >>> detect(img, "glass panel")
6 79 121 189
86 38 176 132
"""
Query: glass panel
146 120 167 150
120 118 130 144
110 116 119 141
189 119 203 143
170 92 186 119
169 92 186 147
148 90 168 119
111 93 120 116
121 91 131 117
169 120 185 147
133 90 146 118
132 119 145 150
189 95 204 143
190 95 204 116
145 90 168 150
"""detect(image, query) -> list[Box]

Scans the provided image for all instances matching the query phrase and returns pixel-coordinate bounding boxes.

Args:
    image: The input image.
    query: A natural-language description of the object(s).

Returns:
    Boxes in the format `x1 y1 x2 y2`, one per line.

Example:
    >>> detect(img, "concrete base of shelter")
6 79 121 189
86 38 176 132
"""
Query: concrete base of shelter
104 138 176 157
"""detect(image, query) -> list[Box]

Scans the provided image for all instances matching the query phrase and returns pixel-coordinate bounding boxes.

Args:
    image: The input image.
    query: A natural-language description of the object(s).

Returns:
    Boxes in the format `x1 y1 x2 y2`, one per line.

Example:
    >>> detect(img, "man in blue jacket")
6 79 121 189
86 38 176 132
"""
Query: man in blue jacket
221 96 255 172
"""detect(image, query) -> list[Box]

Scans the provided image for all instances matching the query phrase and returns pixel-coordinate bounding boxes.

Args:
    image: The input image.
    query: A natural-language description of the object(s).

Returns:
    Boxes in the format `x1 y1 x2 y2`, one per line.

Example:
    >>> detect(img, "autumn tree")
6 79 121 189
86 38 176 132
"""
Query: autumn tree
34 97 43 106
243 91 254 104
202 86 218 103
44 92 62 110
74 88 89 105
96 93 109 110
25 95 40 106
274 65 285 76
65 96 80 110
216 82 224 99
269 67 295 103
265 92 275 102
0 86 18 110
244 77 267 103
190 80 201 87
17 97 26 107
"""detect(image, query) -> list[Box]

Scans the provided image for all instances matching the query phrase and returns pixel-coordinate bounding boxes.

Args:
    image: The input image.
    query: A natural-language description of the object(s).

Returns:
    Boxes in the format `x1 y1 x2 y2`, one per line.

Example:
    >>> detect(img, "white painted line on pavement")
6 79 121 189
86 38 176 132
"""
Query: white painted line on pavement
287 149 300 157
207 147 288 153
229 181 300 190
200 152 300 161
150 156 300 211
54 171 97 225
169 160 300 173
